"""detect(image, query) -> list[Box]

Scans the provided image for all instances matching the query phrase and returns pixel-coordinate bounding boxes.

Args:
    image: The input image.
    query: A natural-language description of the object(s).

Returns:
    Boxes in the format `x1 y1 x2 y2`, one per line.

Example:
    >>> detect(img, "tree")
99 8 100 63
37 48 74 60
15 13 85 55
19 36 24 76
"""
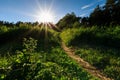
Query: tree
0 21 4 26
73 21 81 28
111 0 120 25
89 5 105 26
57 12 80 29
81 17 89 26
88 0 120 26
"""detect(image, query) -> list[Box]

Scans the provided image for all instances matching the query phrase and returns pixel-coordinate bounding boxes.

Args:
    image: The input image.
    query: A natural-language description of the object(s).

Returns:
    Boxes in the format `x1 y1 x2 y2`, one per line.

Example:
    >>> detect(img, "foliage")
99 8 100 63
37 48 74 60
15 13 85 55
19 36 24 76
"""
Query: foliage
60 26 120 48
60 28 81 45
23 37 37 52
56 0 120 27
0 37 98 80
0 26 9 34
0 0 120 79
0 25 60 54
60 26 120 80
75 47 120 80
89 0 120 26
57 12 80 29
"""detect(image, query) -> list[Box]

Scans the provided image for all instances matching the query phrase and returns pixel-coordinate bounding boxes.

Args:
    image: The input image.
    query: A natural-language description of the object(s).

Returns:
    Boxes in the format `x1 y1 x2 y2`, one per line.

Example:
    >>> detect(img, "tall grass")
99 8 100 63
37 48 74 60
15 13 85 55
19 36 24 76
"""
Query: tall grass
60 26 120 48
60 26 120 80
0 26 60 55
0 37 99 80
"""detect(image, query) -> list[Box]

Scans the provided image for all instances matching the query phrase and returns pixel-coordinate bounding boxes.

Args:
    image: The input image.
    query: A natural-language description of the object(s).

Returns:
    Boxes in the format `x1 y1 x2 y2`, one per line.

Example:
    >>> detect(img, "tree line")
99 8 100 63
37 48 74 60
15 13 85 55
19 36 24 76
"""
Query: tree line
89 0 120 26
57 0 120 29
0 21 40 28
0 0 120 29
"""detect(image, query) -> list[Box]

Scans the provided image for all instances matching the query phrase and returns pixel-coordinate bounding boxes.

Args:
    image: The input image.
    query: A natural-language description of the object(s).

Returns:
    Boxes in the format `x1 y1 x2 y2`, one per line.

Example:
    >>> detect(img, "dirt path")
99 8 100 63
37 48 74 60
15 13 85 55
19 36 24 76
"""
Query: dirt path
62 42 112 80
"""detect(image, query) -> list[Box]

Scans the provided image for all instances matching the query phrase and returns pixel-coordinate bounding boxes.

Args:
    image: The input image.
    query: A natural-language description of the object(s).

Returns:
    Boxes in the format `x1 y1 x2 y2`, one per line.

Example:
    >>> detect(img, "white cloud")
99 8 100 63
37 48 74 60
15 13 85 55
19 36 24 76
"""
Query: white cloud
79 8 94 17
100 3 105 7
81 3 93 10
81 0 104 10
79 13 87 17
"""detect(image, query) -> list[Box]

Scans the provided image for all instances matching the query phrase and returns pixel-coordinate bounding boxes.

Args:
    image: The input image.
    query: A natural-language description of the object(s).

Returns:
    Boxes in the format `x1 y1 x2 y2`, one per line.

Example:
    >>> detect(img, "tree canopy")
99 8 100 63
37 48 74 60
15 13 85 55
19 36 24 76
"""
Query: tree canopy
57 0 120 28
89 0 120 26
56 12 81 29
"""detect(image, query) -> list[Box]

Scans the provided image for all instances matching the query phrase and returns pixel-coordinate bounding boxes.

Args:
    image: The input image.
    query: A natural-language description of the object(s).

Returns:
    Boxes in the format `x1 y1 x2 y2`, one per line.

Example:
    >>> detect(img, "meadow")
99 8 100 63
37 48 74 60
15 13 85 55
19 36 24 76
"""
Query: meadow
0 25 99 80
60 26 120 80
0 24 120 80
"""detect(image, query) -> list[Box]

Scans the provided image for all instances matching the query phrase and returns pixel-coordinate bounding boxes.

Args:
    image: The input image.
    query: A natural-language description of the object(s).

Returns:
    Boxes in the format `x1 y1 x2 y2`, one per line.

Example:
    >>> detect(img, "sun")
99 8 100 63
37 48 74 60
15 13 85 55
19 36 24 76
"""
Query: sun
34 0 56 23
39 10 54 23
36 10 55 23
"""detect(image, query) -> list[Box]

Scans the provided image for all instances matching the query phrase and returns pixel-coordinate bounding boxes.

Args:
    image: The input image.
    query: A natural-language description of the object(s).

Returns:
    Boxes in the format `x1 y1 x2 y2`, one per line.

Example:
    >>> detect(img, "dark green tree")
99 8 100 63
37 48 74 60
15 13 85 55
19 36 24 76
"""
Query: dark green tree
57 12 80 29
89 0 120 26
81 17 89 26
89 5 103 26
111 0 120 25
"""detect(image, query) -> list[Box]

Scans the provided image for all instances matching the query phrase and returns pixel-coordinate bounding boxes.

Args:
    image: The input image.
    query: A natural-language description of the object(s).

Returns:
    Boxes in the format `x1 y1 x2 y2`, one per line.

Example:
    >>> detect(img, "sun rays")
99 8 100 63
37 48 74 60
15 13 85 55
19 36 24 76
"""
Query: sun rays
37 10 55 23
10 0 59 47
35 0 56 23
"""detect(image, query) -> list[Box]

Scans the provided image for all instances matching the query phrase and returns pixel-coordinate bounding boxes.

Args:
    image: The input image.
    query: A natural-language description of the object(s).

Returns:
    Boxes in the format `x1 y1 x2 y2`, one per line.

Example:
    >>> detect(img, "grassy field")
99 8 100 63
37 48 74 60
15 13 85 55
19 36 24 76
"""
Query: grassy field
0 26 99 80
60 26 120 80
1 25 120 80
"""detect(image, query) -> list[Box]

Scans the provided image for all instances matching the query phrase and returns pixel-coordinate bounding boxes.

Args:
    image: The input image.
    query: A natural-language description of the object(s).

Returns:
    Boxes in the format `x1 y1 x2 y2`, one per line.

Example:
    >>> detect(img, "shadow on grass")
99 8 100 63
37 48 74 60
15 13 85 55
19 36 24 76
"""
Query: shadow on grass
0 28 60 56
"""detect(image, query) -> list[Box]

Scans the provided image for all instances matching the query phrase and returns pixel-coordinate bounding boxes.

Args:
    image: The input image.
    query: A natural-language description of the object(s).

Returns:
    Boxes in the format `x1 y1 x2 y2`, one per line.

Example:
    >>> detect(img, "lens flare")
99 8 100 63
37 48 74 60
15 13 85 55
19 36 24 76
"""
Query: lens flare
34 0 56 23
37 10 55 23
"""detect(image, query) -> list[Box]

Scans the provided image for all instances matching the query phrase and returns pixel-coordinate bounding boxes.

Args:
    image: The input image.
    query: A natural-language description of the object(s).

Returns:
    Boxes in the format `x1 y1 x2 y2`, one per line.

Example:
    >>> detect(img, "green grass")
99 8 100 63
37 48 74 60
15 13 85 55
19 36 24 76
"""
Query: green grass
0 26 60 55
1 25 120 79
75 46 120 79
60 26 120 80
0 47 99 80
0 26 99 80
60 26 120 48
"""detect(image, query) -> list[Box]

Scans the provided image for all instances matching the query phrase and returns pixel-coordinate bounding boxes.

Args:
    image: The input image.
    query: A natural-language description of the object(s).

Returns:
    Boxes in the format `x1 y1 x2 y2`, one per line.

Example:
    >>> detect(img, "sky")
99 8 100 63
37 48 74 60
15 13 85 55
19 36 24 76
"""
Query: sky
0 0 106 23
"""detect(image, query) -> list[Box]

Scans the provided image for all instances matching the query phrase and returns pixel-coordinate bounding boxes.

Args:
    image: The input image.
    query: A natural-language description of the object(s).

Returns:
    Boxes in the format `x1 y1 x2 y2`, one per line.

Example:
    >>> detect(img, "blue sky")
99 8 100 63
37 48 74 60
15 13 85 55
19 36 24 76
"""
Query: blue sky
0 0 106 23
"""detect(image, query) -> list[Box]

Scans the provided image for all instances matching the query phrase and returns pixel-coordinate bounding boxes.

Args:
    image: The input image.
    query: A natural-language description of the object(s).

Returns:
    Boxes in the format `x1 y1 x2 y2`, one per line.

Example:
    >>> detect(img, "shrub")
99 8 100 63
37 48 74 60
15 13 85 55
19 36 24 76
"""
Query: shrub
23 37 37 52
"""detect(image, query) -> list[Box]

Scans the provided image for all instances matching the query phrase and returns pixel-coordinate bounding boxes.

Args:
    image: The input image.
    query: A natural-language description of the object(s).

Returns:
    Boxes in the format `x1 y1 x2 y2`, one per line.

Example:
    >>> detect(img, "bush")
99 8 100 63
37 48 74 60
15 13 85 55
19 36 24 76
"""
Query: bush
23 37 37 52
60 26 120 48
1 37 98 80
